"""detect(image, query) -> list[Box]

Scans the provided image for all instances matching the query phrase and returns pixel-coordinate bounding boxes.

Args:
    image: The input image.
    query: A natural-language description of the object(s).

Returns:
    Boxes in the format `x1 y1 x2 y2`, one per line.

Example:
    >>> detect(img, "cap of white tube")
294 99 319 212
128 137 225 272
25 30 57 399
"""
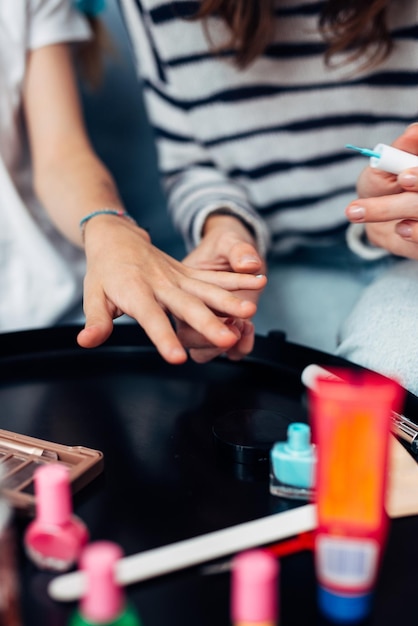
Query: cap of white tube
369 143 418 175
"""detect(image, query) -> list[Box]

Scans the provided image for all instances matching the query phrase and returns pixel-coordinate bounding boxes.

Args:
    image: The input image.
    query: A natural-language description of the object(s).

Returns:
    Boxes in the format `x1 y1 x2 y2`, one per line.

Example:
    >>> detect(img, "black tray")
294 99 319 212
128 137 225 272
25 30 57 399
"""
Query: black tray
0 325 417 626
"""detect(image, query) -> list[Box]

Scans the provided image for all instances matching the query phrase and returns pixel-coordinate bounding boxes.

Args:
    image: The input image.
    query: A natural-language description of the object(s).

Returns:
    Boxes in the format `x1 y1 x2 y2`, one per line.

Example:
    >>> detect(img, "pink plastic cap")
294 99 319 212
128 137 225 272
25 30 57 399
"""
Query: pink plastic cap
34 464 72 526
80 541 124 622
231 549 279 622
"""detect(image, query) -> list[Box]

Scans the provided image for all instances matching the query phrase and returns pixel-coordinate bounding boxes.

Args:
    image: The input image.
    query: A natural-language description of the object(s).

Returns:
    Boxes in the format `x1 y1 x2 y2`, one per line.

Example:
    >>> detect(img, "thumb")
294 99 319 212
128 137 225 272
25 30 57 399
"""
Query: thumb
77 312 114 348
393 123 418 154
228 241 264 274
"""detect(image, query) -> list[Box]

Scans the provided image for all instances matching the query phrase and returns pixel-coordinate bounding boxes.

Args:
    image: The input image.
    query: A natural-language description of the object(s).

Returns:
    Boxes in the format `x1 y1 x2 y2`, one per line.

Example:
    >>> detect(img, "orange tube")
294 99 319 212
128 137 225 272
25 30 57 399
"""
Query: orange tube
309 369 404 623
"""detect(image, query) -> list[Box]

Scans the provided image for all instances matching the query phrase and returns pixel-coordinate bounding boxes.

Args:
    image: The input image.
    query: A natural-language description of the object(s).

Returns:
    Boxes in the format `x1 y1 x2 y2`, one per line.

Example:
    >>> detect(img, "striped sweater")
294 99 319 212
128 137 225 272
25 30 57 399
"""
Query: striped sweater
119 0 418 257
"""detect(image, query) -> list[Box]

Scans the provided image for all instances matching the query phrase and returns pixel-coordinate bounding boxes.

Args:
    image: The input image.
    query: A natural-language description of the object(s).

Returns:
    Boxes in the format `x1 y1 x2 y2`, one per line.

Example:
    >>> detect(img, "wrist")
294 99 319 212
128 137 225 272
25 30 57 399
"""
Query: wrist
80 208 135 240
192 203 271 258
203 211 256 242
83 221 151 268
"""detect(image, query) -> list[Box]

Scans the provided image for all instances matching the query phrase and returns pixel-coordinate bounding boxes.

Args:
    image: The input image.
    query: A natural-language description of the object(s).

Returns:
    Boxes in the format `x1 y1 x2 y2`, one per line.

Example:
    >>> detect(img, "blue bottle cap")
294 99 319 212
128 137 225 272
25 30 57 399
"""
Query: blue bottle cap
318 586 372 623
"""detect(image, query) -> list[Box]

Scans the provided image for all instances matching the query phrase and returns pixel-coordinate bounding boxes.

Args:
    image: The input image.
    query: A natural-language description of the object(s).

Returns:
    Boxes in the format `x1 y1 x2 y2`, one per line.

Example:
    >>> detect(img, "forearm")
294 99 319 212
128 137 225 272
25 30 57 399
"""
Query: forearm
33 143 128 247
23 42 138 248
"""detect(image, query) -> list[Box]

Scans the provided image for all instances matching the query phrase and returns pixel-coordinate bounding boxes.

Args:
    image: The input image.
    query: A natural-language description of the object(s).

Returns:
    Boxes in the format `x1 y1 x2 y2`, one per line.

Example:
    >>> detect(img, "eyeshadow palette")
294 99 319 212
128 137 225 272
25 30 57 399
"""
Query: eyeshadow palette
0 429 103 514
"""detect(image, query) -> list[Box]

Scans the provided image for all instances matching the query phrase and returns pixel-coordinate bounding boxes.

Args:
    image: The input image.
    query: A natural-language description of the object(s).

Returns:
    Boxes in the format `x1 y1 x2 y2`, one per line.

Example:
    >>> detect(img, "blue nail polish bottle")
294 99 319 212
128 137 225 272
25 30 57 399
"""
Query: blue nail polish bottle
269 422 316 500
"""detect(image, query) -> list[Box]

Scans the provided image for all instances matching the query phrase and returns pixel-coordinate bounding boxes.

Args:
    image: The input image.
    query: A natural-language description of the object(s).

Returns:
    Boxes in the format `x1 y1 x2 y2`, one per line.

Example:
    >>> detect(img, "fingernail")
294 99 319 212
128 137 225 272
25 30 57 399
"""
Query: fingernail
346 205 366 220
241 255 260 264
171 347 187 359
239 300 255 310
396 222 413 238
398 172 417 187
220 324 236 335
225 317 240 327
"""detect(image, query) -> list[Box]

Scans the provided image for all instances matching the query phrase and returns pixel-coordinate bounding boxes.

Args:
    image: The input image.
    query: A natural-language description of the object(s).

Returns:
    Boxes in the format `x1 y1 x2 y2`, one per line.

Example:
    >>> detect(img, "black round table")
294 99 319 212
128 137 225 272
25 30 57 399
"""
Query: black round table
0 325 417 626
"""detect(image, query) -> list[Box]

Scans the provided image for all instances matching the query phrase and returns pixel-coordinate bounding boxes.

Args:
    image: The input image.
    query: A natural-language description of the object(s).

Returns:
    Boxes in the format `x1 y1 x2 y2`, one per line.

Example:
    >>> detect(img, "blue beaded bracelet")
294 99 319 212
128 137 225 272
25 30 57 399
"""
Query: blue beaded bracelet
79 209 136 240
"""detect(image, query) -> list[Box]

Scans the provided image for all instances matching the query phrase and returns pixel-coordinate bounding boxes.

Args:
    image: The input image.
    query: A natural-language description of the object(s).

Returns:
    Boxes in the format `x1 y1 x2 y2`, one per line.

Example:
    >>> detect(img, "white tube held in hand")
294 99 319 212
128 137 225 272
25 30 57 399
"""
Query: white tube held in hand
370 144 418 175
345 143 418 175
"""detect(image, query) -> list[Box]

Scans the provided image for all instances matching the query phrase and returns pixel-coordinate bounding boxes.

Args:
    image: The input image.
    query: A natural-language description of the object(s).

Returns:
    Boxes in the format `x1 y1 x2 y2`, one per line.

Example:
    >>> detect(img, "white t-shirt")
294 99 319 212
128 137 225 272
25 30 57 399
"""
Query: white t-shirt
0 0 90 332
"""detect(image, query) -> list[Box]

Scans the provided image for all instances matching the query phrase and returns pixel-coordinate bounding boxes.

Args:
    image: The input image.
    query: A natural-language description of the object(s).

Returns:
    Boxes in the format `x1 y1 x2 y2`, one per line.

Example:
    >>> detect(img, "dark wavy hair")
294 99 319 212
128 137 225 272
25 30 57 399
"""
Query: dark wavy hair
194 0 393 69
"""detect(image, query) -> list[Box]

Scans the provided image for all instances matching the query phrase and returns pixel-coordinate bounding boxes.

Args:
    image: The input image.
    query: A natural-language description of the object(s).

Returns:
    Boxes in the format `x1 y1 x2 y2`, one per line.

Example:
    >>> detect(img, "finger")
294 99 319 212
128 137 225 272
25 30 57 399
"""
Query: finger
77 286 115 348
175 320 223 349
82 285 189 364
395 219 418 242
191 268 267 291
175 316 241 348
398 168 418 191
77 321 113 349
228 242 264 274
128 302 189 363
188 320 242 363
345 191 418 223
162 279 259 324
188 346 226 363
224 320 255 361
365 221 418 258
392 124 418 188
392 122 418 154
132 287 243 354
188 320 255 364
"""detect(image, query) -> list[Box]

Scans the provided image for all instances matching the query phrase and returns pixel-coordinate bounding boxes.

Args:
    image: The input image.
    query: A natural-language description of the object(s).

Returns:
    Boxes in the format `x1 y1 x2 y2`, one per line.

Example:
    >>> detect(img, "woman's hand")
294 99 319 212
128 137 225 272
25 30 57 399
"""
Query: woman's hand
345 124 418 258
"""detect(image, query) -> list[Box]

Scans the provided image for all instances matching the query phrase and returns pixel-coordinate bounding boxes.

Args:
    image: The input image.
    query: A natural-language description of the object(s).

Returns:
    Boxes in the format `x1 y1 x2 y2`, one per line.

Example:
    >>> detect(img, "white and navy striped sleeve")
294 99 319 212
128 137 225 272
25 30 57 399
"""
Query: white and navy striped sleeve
119 0 271 254
119 0 418 258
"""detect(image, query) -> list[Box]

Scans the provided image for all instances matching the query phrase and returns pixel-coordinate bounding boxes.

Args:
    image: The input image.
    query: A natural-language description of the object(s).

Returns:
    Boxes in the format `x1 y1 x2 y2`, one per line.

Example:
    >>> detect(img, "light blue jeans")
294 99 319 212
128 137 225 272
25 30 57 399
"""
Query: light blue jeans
252 238 418 396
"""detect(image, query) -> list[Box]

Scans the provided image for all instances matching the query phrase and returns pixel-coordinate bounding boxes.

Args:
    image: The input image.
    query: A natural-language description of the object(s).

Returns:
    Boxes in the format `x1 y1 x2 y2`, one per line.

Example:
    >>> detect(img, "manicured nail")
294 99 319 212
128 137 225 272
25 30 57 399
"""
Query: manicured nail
398 172 417 187
346 205 366 220
396 222 413 238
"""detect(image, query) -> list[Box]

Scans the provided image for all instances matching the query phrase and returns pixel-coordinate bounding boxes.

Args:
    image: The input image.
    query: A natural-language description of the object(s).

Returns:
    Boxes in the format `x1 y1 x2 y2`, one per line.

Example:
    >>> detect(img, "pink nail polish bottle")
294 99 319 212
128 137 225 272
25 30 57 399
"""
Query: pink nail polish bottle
69 541 142 626
24 463 89 572
231 549 279 626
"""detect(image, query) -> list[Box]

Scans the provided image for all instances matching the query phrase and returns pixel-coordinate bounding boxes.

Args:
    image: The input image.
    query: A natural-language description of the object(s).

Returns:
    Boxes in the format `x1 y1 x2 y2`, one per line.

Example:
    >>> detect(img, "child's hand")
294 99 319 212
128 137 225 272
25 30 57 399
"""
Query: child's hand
174 214 267 363
77 215 266 364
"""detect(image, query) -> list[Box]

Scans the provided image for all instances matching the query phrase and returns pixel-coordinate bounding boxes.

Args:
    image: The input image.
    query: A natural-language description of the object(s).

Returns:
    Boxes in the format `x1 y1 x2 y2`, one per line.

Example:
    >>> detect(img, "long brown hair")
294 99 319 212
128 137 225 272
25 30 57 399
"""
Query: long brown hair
194 0 393 69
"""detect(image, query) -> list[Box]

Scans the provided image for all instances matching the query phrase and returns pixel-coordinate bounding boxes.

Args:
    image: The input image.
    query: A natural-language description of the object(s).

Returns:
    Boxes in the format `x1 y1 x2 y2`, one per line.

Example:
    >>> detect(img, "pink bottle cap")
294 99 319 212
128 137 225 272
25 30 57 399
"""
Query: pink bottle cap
34 464 72 526
79 541 124 622
231 549 279 622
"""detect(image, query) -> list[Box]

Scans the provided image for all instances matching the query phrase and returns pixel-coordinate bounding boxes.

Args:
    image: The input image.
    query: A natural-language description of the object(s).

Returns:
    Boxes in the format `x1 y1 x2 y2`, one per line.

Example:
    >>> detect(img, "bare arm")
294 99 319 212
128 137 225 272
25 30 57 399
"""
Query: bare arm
22 44 266 362
23 43 124 246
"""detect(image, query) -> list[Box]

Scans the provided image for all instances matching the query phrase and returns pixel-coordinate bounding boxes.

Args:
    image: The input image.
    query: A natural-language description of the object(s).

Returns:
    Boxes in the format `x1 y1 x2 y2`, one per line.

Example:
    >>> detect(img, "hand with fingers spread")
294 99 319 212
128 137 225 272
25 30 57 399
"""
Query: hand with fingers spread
76 213 267 364
173 213 267 364
345 123 418 258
